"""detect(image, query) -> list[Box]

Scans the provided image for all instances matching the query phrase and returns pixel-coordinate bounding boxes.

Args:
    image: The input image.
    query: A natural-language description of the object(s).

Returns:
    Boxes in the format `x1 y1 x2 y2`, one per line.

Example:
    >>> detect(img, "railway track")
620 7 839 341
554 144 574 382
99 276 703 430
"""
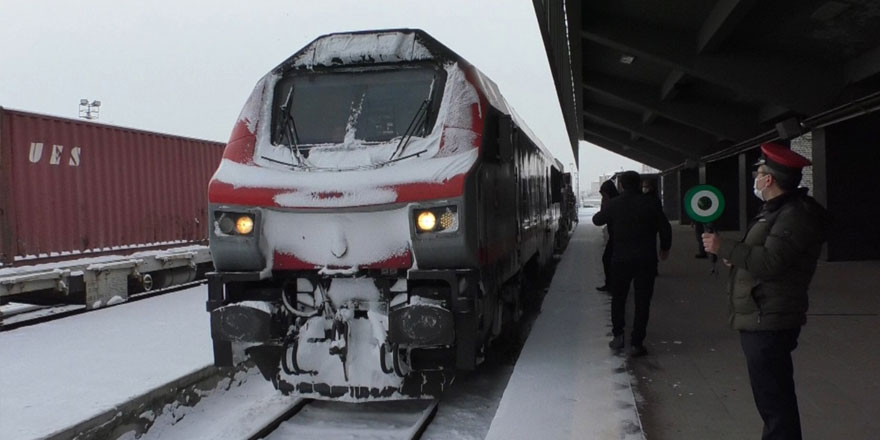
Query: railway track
49 362 442 440
248 398 440 440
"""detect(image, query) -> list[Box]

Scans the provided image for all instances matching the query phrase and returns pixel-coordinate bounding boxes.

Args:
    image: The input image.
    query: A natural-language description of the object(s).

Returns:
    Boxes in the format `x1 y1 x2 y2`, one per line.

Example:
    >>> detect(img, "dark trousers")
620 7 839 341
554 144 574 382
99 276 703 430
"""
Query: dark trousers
602 240 613 285
740 329 802 440
610 260 657 345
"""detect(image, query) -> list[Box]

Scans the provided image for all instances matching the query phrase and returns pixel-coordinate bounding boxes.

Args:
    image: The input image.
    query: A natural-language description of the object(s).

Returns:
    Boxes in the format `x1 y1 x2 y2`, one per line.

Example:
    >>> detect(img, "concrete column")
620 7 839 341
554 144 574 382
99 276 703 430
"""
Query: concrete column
661 173 680 221
678 167 699 225
706 156 741 231
813 111 880 261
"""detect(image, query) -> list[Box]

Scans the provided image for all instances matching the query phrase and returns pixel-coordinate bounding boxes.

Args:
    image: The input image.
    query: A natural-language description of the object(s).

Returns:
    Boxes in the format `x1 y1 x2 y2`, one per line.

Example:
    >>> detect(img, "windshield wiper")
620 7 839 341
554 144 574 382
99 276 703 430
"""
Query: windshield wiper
388 98 431 162
278 88 308 167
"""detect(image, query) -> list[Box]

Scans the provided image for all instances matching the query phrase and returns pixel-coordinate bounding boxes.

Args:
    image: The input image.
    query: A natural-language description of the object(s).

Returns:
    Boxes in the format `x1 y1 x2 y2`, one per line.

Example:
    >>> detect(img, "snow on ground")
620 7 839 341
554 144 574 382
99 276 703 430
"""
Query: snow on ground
135 368 300 440
0 286 213 440
0 244 207 277
485 209 645 440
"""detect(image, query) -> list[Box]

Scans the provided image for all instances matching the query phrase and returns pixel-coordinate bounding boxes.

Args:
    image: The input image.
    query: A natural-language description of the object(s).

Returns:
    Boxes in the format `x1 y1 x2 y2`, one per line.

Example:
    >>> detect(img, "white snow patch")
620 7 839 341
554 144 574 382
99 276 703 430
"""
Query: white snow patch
274 187 398 208
0 286 213 440
237 75 272 134
292 31 433 68
290 317 403 399
261 205 412 268
326 278 381 307
235 300 277 315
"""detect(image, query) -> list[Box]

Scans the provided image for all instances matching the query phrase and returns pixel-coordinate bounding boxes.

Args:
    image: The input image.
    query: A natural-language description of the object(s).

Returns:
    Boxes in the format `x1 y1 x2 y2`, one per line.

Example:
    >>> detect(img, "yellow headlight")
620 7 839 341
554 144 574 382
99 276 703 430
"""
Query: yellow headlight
236 215 254 235
417 211 437 231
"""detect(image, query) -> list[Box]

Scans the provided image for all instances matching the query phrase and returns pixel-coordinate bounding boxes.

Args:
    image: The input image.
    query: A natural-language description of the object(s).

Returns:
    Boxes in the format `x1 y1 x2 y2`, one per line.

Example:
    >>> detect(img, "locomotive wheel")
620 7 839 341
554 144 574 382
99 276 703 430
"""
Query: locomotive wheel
379 343 395 374
392 345 409 377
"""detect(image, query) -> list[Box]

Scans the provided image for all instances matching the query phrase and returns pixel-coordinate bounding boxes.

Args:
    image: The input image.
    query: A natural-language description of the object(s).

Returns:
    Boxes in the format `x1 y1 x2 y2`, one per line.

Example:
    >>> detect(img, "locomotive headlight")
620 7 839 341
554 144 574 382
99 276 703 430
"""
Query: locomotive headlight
414 206 458 234
214 211 257 236
417 211 437 231
218 215 236 235
439 209 457 230
236 215 254 235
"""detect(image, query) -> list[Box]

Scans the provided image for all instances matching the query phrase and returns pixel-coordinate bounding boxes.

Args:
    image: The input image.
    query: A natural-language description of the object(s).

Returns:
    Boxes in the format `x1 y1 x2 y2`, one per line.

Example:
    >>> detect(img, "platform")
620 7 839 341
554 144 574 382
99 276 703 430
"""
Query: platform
488 208 880 439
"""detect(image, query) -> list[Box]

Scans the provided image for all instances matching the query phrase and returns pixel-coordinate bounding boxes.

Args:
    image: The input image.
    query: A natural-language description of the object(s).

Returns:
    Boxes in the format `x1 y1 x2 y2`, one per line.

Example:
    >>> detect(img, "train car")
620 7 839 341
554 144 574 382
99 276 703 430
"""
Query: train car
206 29 566 401
0 107 225 266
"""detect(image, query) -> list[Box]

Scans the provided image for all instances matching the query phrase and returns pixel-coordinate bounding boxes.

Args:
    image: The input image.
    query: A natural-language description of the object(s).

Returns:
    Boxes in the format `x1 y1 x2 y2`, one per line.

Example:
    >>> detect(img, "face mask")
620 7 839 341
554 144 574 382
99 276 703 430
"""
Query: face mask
753 175 767 201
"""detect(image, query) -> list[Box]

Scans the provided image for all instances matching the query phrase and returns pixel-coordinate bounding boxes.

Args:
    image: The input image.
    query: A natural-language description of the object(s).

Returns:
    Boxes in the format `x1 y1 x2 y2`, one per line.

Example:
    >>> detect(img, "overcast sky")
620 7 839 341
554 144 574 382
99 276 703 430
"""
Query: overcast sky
0 0 644 190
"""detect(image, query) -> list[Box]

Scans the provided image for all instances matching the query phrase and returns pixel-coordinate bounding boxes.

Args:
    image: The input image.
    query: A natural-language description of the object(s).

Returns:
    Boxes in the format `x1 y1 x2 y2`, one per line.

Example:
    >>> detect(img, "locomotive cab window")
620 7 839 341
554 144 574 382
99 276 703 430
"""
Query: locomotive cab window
272 67 445 147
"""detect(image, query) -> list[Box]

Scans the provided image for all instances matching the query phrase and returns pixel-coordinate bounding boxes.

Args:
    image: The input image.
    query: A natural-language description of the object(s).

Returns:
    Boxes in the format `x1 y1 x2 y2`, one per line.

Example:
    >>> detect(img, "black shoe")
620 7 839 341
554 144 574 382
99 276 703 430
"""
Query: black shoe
694 253 708 259
629 344 648 357
609 335 624 350
596 285 610 292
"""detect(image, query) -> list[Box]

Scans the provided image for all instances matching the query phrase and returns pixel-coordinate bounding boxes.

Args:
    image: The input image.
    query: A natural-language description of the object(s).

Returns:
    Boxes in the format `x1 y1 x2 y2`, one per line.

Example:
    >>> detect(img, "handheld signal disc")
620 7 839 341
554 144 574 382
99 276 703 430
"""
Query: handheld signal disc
684 185 726 223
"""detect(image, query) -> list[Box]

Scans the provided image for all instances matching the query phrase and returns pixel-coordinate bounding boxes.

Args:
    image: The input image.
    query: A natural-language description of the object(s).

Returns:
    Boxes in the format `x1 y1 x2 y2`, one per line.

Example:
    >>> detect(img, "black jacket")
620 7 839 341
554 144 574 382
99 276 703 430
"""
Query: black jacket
592 190 672 262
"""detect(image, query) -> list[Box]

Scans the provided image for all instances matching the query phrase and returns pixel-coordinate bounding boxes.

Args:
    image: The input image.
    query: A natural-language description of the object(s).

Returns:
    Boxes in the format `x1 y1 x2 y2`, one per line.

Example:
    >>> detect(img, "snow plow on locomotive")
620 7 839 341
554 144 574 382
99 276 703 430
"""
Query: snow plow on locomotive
206 29 569 401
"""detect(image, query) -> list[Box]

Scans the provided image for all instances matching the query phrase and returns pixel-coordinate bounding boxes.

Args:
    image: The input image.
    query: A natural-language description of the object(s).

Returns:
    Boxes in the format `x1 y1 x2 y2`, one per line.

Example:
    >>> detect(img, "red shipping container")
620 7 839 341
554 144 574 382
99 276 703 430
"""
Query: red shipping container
0 107 225 266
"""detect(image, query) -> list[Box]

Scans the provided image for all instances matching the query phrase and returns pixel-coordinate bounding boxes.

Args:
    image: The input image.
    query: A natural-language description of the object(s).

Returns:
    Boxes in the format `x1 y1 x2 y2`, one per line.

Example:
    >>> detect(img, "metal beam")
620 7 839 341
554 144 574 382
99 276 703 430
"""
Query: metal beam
697 0 758 54
583 132 677 170
533 0 582 165
583 71 756 140
583 103 714 157
660 70 685 101
583 122 687 164
581 14 845 114
758 104 791 124
847 43 880 84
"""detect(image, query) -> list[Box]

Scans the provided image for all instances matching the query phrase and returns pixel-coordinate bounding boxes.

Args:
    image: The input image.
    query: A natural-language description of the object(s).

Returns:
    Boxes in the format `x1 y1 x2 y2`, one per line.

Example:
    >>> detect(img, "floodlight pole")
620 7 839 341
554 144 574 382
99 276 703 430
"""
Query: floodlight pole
78 99 102 120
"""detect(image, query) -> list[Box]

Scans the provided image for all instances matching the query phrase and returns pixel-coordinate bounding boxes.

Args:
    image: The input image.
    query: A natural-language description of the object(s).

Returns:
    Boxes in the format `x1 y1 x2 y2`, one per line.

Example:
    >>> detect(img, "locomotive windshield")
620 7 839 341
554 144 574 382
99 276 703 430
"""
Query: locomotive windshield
272 67 442 147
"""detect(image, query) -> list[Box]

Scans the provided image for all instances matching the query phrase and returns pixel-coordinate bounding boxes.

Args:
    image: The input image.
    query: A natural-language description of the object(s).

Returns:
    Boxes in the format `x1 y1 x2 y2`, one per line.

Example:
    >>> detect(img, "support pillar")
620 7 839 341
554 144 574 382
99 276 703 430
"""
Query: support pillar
706 156 741 231
661 173 680 221
678 167 699 225
813 112 880 261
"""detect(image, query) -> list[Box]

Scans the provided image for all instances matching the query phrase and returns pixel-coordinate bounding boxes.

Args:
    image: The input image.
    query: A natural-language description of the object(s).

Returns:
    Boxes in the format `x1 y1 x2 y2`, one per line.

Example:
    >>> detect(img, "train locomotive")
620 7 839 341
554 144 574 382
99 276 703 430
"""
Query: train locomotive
206 29 570 401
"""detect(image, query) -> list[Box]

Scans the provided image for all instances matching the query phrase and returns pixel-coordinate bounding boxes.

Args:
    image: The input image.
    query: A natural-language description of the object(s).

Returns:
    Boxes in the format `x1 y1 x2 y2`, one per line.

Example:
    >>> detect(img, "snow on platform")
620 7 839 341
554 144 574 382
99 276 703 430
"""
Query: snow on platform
0 286 214 440
486 209 645 440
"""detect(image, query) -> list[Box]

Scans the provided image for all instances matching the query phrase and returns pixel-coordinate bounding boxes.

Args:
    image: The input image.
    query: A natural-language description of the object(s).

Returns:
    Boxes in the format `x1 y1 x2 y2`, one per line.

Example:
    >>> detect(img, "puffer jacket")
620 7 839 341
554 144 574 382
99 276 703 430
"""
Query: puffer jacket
718 188 828 331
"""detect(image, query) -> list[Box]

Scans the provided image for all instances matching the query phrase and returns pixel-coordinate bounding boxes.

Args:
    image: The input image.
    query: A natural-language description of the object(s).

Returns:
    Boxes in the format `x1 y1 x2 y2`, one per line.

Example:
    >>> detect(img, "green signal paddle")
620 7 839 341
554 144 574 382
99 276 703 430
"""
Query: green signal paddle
685 185 725 225
685 185 726 272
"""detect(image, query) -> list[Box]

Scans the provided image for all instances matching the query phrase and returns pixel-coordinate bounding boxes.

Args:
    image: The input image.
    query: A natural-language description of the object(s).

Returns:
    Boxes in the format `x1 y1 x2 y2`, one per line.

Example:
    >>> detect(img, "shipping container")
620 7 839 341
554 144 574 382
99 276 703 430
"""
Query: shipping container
0 107 225 266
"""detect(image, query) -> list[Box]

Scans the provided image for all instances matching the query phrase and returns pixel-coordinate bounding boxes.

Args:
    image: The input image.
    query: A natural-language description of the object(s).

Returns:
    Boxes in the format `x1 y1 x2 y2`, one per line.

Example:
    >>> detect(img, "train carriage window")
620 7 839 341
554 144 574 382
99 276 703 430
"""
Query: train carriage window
272 67 443 146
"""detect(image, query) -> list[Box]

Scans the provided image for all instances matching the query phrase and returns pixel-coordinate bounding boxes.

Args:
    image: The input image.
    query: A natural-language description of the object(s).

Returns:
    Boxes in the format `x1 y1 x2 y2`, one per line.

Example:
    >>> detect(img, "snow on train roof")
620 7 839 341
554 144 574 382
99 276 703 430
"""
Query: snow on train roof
281 29 555 165
289 31 434 68
221 30 559 204
218 61 479 208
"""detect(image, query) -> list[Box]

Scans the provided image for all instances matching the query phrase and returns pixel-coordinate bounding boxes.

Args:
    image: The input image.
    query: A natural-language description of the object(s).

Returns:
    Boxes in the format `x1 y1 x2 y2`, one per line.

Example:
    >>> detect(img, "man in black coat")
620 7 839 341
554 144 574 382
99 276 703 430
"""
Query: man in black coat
596 179 619 292
592 171 672 356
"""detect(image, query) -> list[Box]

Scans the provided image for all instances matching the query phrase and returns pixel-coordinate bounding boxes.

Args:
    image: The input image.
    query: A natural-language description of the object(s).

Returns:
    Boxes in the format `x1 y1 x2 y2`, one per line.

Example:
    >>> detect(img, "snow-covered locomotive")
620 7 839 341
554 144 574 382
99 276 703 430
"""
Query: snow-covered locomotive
207 29 567 401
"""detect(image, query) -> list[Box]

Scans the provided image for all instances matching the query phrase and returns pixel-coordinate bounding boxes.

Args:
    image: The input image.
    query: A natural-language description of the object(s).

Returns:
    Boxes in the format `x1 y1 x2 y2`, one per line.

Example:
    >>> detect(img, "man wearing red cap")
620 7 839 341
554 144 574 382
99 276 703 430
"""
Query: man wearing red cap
702 142 828 440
